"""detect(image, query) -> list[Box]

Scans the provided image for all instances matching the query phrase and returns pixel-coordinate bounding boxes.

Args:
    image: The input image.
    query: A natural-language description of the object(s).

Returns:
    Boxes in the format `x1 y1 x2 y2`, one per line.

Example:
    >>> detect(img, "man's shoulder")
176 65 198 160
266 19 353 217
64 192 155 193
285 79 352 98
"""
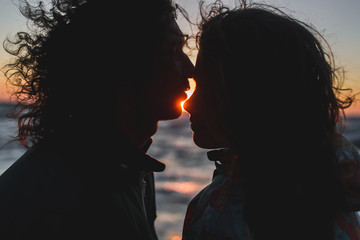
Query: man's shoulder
0 143 81 210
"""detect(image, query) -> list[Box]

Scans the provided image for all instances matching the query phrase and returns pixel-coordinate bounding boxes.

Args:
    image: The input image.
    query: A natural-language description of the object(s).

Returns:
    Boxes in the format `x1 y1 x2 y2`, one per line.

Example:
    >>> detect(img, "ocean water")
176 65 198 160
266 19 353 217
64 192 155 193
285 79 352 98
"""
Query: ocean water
0 103 359 240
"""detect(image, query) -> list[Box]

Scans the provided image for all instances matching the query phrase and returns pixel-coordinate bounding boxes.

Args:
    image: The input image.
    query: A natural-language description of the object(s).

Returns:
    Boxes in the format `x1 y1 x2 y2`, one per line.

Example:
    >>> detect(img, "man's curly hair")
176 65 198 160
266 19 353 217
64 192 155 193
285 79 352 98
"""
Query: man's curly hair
4 0 180 147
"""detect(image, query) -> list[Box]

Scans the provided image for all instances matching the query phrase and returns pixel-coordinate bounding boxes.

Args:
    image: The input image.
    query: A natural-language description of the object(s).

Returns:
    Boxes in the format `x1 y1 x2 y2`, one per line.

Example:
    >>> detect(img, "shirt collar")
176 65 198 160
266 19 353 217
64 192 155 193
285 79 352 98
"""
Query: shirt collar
39 132 166 173
118 138 165 173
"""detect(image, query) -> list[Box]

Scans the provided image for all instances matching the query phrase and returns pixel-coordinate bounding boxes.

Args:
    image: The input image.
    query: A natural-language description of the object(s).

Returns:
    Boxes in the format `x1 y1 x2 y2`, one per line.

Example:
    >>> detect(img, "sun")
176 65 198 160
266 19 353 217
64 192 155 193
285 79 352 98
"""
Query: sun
181 78 196 112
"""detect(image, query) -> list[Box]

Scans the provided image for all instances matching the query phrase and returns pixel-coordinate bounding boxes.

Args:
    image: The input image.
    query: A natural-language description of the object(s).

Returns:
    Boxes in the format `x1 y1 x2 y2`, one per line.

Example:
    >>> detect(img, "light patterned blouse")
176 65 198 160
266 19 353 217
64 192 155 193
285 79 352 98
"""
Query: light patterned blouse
182 136 360 240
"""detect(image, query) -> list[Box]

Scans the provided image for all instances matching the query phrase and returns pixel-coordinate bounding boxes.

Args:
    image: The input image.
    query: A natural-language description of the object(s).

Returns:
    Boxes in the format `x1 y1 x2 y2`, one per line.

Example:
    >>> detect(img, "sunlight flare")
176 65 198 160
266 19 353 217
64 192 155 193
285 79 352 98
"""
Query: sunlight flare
181 78 196 112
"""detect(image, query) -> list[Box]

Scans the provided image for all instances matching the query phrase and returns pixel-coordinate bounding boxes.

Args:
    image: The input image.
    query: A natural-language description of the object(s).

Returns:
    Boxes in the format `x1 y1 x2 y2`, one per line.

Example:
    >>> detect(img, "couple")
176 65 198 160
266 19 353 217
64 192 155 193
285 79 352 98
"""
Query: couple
0 0 359 239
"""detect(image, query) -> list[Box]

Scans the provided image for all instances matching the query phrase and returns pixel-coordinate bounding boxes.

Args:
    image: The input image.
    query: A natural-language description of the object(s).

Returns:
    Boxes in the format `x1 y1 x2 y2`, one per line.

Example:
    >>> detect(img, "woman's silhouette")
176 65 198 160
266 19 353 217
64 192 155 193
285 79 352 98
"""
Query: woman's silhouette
183 1 359 239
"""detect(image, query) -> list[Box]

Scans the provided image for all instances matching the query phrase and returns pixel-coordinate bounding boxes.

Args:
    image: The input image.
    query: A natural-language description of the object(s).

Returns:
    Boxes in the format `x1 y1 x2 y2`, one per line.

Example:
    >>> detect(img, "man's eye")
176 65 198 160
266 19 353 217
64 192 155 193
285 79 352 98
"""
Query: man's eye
162 47 181 57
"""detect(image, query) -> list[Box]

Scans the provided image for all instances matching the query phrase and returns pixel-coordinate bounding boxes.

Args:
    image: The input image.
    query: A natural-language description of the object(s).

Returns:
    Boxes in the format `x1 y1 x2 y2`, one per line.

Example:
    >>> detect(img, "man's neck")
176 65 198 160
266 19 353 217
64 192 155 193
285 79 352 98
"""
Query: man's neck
123 121 158 150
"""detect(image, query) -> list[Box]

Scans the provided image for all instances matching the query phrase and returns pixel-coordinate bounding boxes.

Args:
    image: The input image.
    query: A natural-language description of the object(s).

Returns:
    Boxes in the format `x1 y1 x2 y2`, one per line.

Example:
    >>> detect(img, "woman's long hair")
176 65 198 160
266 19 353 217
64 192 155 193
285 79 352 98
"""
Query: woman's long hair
3 0 180 148
197 1 355 239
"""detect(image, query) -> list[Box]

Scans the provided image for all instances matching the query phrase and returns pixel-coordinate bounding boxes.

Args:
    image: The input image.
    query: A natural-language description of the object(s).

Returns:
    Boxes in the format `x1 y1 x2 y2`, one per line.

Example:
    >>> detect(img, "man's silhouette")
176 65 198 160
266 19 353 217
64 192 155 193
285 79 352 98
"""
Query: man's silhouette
0 0 194 239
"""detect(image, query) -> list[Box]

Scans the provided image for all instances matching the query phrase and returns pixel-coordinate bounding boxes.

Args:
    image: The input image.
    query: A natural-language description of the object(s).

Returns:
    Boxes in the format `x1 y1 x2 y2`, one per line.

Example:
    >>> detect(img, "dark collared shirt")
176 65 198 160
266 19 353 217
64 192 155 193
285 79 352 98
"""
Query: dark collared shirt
0 137 165 240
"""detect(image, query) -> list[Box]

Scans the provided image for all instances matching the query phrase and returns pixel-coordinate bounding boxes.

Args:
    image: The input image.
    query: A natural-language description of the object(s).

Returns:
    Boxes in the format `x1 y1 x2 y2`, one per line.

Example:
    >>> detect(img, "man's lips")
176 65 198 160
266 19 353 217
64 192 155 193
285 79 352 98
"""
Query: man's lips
179 91 188 101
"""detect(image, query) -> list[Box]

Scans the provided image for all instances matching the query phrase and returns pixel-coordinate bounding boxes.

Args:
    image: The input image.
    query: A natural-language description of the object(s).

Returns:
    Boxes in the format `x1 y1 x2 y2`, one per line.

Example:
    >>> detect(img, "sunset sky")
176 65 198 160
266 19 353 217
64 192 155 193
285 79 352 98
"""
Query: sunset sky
0 0 359 115
178 0 360 115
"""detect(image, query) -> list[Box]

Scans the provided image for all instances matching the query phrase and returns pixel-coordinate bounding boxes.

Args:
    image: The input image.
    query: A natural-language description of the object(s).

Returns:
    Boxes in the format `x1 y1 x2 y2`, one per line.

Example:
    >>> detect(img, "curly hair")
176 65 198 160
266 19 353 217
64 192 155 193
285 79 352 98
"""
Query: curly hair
4 0 181 147
197 0 354 125
196 0 356 239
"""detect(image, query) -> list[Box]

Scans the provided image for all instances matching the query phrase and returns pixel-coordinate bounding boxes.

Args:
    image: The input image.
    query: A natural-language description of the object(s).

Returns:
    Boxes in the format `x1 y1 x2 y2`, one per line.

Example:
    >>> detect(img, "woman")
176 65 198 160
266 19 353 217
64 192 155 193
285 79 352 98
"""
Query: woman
183 1 360 239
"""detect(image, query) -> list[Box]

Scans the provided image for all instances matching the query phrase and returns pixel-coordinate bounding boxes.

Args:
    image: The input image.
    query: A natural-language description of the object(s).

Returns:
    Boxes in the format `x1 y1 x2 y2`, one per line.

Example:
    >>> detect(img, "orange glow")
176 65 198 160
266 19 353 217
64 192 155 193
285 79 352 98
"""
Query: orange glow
162 181 201 195
171 236 181 240
345 101 360 116
181 78 196 112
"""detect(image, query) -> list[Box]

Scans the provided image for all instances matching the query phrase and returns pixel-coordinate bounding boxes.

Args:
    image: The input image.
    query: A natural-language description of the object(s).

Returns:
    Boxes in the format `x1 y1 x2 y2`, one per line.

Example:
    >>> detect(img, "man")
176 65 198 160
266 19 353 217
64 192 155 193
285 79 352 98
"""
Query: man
0 0 194 239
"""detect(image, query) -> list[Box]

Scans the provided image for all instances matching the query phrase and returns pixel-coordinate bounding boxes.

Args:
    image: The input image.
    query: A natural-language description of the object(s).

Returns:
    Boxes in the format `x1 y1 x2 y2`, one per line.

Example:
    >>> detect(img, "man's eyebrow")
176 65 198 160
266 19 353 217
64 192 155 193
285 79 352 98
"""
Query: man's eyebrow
175 33 188 48
181 34 189 46
166 34 187 51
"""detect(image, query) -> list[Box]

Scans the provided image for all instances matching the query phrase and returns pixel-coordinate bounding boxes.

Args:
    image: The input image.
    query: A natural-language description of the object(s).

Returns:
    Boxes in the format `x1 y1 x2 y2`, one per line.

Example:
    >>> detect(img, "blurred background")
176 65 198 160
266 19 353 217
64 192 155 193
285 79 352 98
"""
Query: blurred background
0 0 359 239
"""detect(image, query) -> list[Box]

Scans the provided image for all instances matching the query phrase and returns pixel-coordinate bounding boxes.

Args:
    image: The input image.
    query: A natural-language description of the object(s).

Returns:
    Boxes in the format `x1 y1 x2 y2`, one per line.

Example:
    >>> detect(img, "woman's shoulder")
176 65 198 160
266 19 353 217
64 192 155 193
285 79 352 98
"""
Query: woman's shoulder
336 135 360 211
336 135 360 160
336 135 360 175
